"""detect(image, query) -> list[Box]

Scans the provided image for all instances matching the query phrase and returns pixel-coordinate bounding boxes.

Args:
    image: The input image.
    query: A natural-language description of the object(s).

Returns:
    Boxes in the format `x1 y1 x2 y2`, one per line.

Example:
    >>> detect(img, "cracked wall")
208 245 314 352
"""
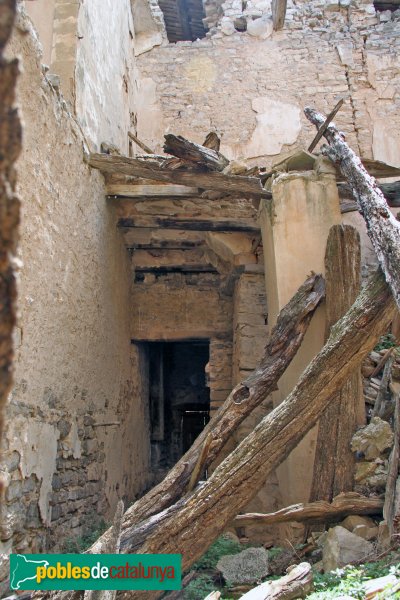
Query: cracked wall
0 8 150 560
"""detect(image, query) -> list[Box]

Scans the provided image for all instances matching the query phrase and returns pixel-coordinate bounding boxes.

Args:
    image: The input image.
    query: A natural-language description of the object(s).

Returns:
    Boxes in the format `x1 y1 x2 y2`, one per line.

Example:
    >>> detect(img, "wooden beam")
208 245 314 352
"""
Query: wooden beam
131 248 213 272
86 153 271 198
163 134 229 172
305 106 400 310
310 225 362 503
272 0 287 29
119 217 260 232
234 493 383 527
114 197 260 232
121 228 206 250
107 183 199 198
128 131 154 154
308 98 344 153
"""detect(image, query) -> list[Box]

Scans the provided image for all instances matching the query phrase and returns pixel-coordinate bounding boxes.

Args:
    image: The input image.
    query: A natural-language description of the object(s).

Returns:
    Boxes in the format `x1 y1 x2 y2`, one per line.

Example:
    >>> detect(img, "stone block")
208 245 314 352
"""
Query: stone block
217 547 269 584
351 417 394 460
322 526 374 572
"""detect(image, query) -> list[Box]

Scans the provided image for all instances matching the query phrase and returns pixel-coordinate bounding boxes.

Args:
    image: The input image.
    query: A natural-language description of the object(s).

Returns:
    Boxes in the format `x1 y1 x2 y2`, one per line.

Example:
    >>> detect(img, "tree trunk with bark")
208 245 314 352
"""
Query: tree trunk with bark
100 269 395 600
305 106 400 311
310 225 362 502
234 492 383 527
91 274 324 549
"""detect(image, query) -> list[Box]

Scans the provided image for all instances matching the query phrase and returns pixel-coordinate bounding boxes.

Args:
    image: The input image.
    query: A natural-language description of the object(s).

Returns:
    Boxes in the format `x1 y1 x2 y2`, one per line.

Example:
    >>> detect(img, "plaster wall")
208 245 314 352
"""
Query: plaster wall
136 1 400 169
259 170 341 536
75 0 137 152
24 0 55 65
0 16 150 556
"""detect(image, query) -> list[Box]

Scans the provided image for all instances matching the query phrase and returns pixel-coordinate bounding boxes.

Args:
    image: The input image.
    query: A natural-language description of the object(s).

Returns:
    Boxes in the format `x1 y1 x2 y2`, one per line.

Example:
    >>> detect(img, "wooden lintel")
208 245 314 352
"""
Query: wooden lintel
121 228 206 250
119 218 260 232
107 183 199 198
86 153 271 198
131 248 212 272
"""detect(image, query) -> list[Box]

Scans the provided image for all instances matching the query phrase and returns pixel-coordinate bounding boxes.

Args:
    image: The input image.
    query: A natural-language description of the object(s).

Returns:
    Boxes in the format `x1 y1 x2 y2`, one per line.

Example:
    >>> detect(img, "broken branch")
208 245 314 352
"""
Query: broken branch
305 105 400 311
234 493 383 527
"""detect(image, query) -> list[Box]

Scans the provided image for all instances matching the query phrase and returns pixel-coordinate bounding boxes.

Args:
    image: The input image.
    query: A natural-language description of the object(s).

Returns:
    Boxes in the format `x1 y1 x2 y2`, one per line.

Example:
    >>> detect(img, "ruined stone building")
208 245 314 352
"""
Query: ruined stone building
1 0 400 564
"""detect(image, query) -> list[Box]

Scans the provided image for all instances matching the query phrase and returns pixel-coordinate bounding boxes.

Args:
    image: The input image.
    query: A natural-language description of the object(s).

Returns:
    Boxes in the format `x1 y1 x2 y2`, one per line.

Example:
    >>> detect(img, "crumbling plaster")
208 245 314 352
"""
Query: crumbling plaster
1 13 150 554
136 0 400 168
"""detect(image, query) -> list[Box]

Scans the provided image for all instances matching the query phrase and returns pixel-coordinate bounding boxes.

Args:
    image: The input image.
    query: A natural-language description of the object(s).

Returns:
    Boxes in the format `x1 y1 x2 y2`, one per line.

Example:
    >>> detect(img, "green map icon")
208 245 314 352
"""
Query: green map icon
11 554 49 590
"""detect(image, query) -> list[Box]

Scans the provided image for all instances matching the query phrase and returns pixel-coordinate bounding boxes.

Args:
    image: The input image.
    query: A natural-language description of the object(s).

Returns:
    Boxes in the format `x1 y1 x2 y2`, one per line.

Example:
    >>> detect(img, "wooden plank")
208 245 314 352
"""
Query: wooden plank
272 0 287 29
163 134 229 172
86 153 271 198
310 225 362 502
118 217 260 232
128 132 154 154
234 493 384 527
131 248 212 271
121 228 206 249
114 197 260 232
107 183 199 197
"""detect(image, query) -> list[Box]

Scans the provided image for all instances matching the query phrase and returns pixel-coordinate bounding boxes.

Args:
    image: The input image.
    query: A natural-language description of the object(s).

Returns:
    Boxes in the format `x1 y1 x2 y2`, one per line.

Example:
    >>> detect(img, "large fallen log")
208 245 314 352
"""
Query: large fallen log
305 106 400 311
82 269 396 600
240 563 313 600
91 274 324 540
85 153 270 198
38 274 394 600
163 134 229 172
233 492 383 527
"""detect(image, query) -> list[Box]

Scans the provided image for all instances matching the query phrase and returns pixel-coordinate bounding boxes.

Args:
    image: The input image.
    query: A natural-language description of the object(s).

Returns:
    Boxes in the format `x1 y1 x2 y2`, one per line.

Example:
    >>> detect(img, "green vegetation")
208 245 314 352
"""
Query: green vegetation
192 534 247 570
306 558 400 599
182 538 400 600
374 333 398 352
60 513 109 553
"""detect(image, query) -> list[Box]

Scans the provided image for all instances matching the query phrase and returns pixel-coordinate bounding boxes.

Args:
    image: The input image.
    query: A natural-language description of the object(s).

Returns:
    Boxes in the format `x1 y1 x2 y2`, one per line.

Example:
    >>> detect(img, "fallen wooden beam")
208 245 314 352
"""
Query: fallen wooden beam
40 273 394 600
163 134 229 172
305 106 400 310
86 153 271 198
240 563 313 600
91 274 325 537
233 493 383 527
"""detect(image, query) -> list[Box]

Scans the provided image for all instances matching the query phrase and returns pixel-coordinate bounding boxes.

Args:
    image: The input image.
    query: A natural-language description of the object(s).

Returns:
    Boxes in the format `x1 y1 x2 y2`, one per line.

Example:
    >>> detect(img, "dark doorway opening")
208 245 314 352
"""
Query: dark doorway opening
148 341 210 478
158 0 207 42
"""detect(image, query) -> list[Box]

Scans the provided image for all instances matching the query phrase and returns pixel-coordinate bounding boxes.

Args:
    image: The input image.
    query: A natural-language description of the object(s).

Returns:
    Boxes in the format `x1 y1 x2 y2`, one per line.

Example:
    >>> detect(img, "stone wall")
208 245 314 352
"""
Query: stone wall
136 0 400 169
0 14 150 556
24 0 138 153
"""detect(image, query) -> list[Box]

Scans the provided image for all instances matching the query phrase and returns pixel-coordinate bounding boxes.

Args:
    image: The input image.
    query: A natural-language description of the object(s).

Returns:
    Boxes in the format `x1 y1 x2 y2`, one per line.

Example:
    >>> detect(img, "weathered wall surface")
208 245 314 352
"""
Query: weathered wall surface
75 0 137 152
0 15 150 556
132 272 233 341
24 0 138 153
136 0 400 169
